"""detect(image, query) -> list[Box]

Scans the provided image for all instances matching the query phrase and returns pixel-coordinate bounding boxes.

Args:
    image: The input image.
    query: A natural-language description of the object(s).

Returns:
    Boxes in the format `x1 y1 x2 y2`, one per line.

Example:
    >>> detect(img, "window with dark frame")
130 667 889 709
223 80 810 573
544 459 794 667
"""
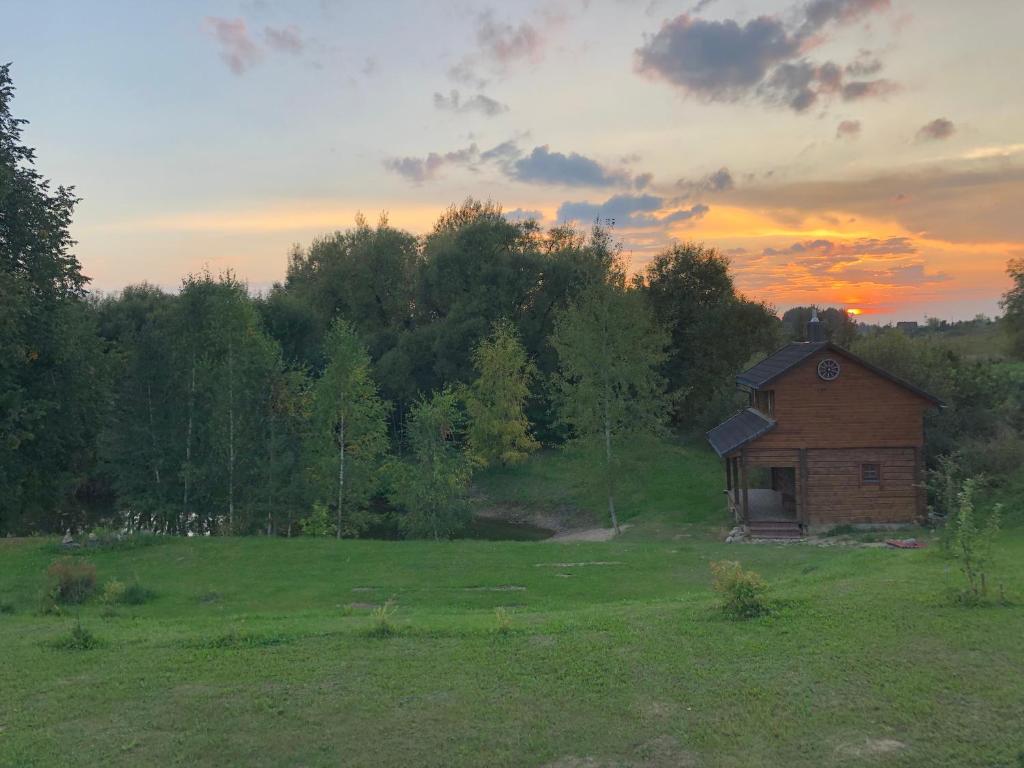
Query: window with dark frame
861 463 881 484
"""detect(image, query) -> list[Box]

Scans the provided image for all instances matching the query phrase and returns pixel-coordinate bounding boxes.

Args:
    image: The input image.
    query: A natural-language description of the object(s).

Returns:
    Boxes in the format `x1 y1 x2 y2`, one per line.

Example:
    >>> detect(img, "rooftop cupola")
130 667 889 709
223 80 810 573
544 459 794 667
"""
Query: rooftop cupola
807 308 825 342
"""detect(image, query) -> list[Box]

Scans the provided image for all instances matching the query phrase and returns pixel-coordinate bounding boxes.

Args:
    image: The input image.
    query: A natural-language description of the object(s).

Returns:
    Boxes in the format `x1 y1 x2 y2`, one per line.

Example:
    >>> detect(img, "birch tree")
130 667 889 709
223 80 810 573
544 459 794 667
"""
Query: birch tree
550 275 668 533
308 319 389 538
464 318 539 467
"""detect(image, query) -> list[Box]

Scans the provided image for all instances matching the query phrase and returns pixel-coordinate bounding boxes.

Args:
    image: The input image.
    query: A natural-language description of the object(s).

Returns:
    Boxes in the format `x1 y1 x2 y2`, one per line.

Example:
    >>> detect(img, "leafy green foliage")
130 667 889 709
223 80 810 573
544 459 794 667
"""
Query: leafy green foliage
52 621 99 651
389 389 474 539
368 599 397 638
951 479 1005 605
307 319 390 537
638 243 779 427
100 579 154 606
1001 258 1024 359
710 560 770 619
551 269 668 530
301 502 333 537
46 558 96 604
465 319 539 467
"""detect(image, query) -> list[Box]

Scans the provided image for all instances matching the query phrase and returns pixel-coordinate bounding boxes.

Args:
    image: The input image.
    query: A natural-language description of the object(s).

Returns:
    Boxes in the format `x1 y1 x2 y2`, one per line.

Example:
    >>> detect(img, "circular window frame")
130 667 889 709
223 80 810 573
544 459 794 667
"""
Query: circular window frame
817 358 841 381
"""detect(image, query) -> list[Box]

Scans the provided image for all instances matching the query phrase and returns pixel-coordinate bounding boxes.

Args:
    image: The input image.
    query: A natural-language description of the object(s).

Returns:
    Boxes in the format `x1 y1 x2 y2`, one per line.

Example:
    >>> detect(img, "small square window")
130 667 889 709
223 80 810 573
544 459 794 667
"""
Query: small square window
861 463 881 484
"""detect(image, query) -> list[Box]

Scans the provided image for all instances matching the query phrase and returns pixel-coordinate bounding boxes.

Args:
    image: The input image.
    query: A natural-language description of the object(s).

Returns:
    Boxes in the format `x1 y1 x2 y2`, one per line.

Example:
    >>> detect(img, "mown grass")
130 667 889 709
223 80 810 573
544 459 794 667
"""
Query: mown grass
1 439 1023 767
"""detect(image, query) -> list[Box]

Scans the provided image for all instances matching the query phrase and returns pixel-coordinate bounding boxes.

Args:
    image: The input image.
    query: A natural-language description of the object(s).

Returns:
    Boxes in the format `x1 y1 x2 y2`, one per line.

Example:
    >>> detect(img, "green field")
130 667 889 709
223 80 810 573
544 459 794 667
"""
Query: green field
2 440 1023 767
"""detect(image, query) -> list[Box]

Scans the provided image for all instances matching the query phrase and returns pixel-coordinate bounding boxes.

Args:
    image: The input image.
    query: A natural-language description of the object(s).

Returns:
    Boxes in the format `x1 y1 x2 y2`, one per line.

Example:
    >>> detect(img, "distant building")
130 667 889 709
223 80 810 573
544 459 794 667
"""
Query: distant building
706 310 943 538
896 321 919 333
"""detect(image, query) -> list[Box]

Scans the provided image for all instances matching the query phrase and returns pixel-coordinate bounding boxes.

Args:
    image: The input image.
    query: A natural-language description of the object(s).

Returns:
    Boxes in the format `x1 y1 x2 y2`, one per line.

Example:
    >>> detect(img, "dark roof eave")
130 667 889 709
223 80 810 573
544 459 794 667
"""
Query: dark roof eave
705 408 777 457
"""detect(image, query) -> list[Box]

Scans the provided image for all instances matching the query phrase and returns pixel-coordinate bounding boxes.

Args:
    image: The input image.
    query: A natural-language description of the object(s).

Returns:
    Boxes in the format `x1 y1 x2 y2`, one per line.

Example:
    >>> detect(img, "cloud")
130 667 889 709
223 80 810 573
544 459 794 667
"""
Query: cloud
676 167 735 197
264 25 304 54
450 10 546 88
634 0 895 113
764 236 916 259
836 119 861 139
510 145 630 187
557 194 708 228
205 17 262 75
916 117 956 142
383 144 480 183
504 208 544 223
433 90 509 117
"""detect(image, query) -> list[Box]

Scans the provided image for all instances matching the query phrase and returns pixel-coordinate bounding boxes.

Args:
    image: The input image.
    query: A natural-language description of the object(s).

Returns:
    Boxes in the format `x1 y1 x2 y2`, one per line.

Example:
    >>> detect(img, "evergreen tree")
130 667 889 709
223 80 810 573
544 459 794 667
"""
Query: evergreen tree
551 270 668 533
465 319 539 467
308 319 390 537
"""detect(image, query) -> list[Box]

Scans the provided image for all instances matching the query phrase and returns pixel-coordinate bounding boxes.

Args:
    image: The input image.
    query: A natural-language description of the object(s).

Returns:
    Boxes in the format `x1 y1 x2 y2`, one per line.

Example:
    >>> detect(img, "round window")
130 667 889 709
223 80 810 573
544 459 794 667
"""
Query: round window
817 358 841 381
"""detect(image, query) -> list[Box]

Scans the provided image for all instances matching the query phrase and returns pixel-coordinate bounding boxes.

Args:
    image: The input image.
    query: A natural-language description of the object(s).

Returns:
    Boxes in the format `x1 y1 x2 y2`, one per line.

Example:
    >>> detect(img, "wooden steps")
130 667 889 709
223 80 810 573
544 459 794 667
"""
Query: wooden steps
746 521 804 539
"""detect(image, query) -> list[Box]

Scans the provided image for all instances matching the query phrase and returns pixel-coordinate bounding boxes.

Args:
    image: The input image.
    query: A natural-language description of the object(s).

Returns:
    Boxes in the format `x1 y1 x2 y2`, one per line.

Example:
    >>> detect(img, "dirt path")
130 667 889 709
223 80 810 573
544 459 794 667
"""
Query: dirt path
546 524 631 542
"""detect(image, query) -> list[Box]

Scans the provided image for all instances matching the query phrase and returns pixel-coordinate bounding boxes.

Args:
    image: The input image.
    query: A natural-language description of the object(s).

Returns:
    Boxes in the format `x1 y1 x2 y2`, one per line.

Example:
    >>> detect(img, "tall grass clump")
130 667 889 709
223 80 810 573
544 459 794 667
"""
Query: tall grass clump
368 599 397 638
710 560 769 619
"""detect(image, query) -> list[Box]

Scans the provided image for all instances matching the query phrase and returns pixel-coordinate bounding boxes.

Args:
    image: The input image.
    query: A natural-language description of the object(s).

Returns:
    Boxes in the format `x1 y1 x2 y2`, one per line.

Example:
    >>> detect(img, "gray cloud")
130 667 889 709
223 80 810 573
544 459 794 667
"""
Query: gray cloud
916 117 956 142
557 194 708 228
433 90 509 117
676 167 735 197
449 10 546 89
205 17 262 75
504 208 544 223
511 146 630 187
836 119 861 139
635 0 895 113
383 144 480 183
264 25 303 54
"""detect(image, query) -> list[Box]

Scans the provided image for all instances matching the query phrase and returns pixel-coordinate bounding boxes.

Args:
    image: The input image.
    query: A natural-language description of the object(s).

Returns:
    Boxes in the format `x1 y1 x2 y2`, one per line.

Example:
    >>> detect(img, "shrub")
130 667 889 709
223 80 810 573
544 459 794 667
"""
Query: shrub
951 479 1005 605
368 599 397 638
301 502 334 537
47 558 97 604
53 621 99 651
710 560 769 619
101 579 154 606
0 601 14 615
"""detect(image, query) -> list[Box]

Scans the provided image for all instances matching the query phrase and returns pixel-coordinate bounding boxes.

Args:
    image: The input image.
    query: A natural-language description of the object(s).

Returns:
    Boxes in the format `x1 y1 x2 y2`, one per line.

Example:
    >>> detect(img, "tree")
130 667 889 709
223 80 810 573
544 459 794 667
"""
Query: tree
637 243 779 427
389 388 474 539
1000 258 1024 359
781 305 858 347
0 64 109 535
464 319 539 467
308 319 390 538
550 270 668 533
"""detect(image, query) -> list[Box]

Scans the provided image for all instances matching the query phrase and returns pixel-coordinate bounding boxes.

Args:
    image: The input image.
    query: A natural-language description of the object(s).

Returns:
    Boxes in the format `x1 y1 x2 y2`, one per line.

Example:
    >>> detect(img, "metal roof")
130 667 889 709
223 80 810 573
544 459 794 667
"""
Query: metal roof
736 342 828 388
706 408 777 457
734 341 944 406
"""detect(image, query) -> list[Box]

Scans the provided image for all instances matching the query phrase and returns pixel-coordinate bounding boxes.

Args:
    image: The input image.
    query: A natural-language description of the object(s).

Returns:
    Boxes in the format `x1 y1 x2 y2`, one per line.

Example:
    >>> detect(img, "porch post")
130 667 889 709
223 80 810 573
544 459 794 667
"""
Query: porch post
739 449 750 523
798 448 809 525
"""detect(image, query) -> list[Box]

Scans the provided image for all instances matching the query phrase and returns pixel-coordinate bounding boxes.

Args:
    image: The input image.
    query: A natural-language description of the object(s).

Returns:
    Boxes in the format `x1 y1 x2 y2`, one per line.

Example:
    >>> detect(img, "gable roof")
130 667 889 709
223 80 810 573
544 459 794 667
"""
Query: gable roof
736 341 944 406
706 408 776 457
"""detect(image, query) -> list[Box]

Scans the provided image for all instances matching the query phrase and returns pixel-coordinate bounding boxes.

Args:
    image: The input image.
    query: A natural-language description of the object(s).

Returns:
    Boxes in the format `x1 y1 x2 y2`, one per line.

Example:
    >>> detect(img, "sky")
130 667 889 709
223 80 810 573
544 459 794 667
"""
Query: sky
3 0 1023 322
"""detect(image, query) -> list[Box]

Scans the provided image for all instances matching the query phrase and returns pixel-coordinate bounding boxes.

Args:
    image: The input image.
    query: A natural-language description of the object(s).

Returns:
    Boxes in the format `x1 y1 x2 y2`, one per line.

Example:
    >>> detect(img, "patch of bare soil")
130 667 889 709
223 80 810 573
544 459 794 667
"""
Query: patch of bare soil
543 736 699 767
834 738 907 758
547 524 632 542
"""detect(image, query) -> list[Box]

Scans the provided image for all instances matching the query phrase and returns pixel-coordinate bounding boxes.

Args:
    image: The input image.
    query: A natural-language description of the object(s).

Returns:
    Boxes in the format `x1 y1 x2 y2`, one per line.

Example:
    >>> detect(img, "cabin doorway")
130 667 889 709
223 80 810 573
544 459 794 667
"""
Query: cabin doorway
745 466 798 522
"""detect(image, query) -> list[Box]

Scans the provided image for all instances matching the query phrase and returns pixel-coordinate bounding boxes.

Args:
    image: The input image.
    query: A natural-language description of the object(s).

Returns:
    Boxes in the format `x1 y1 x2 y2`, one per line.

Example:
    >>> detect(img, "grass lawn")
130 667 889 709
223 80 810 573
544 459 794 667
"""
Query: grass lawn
2 440 1023 767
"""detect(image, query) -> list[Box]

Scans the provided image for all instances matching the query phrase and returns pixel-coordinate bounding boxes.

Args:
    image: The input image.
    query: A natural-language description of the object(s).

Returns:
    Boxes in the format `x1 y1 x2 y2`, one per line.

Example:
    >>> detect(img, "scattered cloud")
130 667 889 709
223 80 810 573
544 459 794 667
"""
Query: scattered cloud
504 208 544 223
836 119 861 139
510 145 631 187
634 0 896 113
264 25 304 54
383 144 480 183
557 194 708 228
676 167 735 198
916 117 955 142
449 10 546 88
205 17 262 75
433 89 509 117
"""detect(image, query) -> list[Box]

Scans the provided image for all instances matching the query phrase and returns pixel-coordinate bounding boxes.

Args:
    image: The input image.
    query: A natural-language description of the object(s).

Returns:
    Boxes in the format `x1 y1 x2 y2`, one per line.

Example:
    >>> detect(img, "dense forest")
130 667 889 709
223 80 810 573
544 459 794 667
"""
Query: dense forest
3 65 1023 538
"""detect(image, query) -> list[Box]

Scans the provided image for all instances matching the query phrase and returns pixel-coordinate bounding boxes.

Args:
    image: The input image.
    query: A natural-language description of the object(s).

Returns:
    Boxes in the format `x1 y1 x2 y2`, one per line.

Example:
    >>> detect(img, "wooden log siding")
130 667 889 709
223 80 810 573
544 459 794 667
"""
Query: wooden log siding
752 350 930 451
805 447 919 525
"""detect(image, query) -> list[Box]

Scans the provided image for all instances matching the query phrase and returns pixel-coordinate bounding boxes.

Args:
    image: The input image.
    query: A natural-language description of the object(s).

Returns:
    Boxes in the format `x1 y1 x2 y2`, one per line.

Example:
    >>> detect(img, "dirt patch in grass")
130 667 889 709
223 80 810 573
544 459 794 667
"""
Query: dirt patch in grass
834 738 907 758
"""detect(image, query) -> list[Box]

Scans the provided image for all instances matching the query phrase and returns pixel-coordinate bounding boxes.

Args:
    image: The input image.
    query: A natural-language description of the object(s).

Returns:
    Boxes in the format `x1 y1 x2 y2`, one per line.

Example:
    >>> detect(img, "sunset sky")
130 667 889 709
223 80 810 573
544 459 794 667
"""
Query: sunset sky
4 0 1023 321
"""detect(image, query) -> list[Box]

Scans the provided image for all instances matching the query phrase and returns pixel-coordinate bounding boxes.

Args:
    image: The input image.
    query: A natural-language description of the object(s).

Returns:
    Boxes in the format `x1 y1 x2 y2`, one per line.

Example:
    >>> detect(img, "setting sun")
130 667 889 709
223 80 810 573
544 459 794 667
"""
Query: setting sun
847 308 863 316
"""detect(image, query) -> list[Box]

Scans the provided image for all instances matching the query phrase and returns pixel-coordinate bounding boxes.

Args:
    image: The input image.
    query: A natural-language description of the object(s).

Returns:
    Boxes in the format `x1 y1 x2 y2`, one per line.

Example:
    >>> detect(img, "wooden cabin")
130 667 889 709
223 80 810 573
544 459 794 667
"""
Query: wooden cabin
707 311 943 538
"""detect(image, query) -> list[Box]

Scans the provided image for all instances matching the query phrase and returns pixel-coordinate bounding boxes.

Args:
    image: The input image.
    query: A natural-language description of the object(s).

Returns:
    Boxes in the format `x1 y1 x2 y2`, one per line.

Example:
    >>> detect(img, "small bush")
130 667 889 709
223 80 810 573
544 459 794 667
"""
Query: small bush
100 579 154 606
368 599 397 638
301 502 334 537
951 479 1005 605
710 560 769 619
494 606 513 635
47 558 97 604
53 622 99 651
0 601 14 615
101 579 127 605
